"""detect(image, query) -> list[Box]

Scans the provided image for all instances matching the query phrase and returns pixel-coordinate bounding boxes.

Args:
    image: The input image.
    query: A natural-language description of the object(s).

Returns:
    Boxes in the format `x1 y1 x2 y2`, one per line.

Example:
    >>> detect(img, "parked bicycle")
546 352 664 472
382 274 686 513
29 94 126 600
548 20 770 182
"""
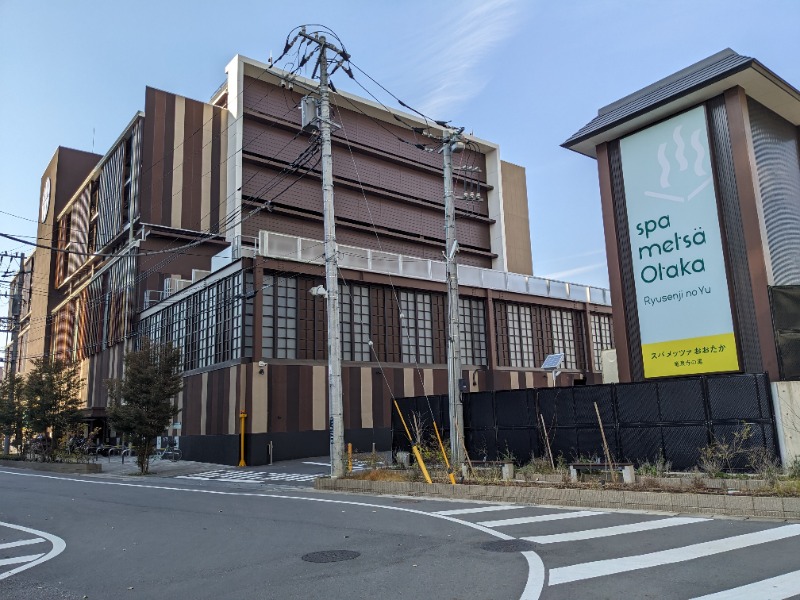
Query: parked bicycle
153 442 182 462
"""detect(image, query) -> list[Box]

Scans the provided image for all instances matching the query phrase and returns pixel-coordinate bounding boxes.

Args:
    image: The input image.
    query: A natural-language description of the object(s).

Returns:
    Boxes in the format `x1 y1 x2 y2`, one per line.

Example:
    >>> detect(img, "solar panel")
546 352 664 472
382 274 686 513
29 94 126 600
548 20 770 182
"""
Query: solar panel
540 353 564 370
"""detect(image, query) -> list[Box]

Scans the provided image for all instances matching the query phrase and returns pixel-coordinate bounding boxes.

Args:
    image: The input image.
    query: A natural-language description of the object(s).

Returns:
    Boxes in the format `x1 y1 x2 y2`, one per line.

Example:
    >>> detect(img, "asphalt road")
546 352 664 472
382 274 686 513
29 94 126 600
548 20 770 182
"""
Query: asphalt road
1 466 799 599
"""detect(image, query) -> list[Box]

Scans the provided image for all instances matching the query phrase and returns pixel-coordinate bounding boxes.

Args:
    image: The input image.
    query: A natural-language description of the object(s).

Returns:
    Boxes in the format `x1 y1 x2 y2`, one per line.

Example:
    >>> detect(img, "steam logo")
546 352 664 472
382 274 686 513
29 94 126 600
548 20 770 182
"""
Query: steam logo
644 125 713 203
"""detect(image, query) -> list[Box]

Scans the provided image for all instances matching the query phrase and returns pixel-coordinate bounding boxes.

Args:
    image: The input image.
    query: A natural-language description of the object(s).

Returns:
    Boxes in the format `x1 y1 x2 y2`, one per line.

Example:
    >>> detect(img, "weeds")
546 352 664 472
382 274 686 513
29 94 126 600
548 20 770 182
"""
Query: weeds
636 453 672 478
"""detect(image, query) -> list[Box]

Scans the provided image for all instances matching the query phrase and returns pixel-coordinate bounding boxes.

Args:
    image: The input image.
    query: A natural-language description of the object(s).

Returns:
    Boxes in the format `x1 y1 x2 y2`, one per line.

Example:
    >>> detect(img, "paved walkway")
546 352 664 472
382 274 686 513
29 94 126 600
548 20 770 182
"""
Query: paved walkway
86 454 227 478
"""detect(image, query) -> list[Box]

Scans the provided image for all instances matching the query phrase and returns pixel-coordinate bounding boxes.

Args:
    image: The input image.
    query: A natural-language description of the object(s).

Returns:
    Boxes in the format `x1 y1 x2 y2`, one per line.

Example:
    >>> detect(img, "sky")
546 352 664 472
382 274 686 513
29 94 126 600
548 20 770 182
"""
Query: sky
1 0 799 313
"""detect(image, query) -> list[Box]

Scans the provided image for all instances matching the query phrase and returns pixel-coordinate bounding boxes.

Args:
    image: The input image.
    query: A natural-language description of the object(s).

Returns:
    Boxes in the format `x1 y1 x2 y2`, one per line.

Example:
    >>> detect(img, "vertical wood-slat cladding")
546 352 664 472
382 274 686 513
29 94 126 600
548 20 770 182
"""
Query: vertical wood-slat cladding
270 365 287 433
141 87 227 234
608 140 645 380
707 96 762 373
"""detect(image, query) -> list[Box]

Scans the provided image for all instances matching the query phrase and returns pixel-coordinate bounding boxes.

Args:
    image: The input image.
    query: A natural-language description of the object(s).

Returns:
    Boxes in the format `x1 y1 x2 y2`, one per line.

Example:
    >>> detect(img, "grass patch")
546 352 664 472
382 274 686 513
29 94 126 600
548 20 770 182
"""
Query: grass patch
347 468 412 482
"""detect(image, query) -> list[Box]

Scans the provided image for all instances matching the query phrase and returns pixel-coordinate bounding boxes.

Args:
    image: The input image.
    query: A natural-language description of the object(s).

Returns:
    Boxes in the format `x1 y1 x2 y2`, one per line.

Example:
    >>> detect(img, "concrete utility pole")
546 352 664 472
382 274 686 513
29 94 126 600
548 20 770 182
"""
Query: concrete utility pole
298 29 345 478
443 132 465 466
2 252 24 455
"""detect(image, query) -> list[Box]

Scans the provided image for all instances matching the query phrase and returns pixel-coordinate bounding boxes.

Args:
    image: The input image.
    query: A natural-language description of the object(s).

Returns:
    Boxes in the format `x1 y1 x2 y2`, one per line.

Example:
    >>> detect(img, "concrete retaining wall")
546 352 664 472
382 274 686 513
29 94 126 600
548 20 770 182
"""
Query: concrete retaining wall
0 459 101 474
315 478 800 520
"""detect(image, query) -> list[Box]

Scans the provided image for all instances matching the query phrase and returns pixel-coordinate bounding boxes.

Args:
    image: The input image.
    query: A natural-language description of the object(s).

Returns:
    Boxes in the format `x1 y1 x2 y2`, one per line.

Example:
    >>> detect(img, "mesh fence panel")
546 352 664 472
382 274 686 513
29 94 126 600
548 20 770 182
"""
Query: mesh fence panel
658 378 706 421
574 386 614 424
707 375 762 420
617 382 660 423
392 373 778 470
662 425 708 470
619 427 664 464
495 390 532 428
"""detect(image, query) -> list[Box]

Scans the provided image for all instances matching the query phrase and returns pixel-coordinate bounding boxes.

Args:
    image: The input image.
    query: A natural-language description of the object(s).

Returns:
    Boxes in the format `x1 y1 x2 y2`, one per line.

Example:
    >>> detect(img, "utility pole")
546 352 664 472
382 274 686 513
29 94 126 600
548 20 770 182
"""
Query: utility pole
298 29 345 478
2 252 24 455
442 131 465 466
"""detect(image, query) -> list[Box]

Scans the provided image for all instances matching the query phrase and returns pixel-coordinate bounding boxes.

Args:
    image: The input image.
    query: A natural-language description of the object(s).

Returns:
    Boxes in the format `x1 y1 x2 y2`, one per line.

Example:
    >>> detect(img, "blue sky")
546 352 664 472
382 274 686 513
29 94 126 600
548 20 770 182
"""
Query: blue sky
1 0 798 301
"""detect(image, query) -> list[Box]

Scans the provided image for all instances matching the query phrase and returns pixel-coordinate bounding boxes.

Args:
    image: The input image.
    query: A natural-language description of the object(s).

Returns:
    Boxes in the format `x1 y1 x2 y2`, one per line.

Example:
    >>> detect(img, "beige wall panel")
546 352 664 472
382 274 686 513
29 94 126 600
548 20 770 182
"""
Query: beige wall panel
501 161 533 275
525 371 534 389
171 96 185 228
423 369 434 396
312 365 326 430
200 103 213 231
251 367 268 433
403 368 414 398
360 367 373 429
200 371 209 435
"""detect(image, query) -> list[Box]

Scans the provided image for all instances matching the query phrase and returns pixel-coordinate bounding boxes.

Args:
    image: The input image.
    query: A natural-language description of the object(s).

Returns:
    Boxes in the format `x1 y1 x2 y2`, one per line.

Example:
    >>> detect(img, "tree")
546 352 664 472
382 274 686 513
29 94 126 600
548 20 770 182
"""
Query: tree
107 339 183 474
0 374 24 455
21 358 84 460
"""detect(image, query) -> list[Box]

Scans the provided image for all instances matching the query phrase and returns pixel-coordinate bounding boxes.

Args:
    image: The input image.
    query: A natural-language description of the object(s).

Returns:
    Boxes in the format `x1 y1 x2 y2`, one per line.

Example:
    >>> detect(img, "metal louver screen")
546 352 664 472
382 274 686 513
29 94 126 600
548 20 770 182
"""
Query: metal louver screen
748 98 800 285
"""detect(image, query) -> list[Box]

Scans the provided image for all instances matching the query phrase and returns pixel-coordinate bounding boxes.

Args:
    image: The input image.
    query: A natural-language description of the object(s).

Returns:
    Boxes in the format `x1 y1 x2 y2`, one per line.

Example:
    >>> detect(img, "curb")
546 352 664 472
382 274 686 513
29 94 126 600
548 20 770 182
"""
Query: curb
314 478 800 520
0 459 102 474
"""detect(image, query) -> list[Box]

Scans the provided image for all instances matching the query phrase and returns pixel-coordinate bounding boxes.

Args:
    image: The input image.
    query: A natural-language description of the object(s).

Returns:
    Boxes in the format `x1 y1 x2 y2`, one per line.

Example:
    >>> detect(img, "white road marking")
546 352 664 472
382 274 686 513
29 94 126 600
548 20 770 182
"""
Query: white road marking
0 554 45 567
690 569 800 599
176 470 324 483
549 524 800 585
521 551 545 600
0 520 66 581
0 469 516 544
435 505 526 516
303 461 330 466
523 516 708 544
479 510 602 527
0 537 45 550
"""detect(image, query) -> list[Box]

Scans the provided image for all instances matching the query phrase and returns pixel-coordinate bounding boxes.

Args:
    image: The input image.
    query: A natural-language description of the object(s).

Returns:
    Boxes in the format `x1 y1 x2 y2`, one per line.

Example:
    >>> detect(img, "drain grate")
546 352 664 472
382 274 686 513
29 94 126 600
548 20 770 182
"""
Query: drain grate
480 539 537 553
302 550 361 563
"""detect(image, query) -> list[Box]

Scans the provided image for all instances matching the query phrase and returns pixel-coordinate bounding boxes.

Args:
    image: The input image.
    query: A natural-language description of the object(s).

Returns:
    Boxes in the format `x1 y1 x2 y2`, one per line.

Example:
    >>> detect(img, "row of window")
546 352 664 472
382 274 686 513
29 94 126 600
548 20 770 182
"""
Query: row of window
258 272 611 370
137 270 613 374
140 271 248 372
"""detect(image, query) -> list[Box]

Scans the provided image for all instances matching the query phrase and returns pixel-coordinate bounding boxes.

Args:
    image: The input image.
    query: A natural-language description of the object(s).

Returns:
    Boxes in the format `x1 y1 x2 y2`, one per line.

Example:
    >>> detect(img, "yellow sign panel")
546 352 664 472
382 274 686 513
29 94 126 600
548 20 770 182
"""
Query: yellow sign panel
642 332 739 378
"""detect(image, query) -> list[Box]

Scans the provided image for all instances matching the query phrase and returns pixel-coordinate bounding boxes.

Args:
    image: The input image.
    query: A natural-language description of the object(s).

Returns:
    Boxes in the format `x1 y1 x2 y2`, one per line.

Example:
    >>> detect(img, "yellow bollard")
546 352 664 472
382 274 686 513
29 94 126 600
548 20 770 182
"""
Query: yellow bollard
238 411 247 467
347 442 352 472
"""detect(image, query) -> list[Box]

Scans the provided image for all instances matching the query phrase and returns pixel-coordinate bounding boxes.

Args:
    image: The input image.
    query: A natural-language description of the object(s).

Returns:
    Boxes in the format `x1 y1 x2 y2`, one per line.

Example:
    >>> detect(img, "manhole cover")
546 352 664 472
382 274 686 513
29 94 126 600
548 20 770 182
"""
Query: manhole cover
480 539 537 553
302 550 361 563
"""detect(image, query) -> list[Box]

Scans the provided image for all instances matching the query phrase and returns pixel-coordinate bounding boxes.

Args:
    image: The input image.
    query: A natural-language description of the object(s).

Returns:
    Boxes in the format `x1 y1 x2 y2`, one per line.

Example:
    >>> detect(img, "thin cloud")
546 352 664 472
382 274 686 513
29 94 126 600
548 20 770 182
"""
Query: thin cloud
412 0 524 118
540 262 607 282
535 248 606 266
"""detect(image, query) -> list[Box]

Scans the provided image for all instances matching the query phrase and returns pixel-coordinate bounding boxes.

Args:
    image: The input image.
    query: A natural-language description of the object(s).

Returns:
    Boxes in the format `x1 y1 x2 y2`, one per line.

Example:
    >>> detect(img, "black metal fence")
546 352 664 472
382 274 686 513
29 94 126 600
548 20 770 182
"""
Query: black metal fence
392 373 779 471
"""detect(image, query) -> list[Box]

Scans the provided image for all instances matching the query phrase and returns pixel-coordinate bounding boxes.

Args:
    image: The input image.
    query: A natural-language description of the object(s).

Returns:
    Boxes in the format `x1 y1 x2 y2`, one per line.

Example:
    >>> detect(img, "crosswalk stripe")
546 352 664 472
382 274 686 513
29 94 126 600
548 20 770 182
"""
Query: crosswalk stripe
0 554 45 567
689 569 800 600
434 505 525 516
0 538 45 550
523 517 708 544
549 524 800 586
478 510 602 527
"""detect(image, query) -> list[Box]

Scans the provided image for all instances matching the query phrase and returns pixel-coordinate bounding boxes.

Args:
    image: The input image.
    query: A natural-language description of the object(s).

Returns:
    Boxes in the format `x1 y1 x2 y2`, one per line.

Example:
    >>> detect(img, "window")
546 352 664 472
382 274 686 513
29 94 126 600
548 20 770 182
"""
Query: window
400 290 433 364
591 313 614 371
341 283 371 361
139 271 245 372
260 276 299 359
459 297 487 365
506 304 535 367
551 309 577 369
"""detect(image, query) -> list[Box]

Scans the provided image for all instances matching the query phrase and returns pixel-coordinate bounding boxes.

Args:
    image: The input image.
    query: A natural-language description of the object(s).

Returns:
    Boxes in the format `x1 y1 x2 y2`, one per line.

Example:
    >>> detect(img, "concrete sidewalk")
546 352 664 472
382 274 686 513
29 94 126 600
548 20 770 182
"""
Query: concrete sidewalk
87 453 229 478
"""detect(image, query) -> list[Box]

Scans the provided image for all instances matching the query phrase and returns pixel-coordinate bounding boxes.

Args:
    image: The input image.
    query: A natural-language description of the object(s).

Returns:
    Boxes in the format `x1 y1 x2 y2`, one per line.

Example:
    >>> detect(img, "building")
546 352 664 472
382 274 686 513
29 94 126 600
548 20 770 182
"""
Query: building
563 48 800 464
9 54 613 464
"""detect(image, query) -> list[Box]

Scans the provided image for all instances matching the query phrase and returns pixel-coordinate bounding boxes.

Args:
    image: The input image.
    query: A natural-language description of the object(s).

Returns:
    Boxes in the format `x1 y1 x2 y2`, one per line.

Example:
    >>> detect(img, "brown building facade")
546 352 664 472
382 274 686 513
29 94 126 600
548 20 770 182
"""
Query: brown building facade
10 54 613 464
